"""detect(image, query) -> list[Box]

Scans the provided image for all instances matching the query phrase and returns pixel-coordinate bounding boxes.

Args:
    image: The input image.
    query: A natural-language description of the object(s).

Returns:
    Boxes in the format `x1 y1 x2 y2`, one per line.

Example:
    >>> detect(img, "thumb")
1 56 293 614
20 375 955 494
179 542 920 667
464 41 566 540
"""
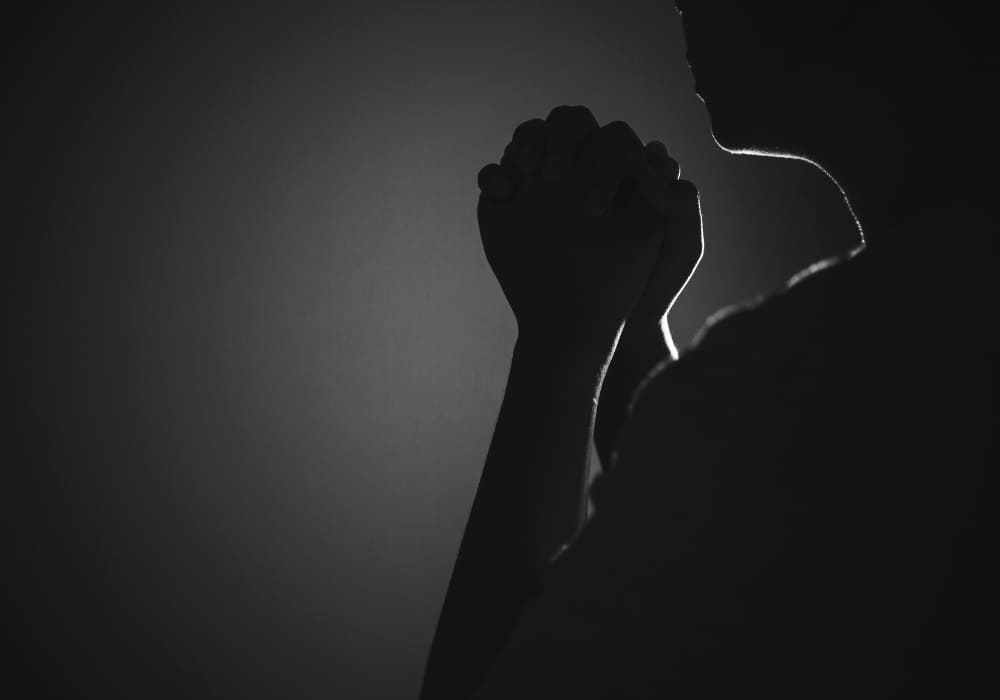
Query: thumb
640 177 703 266
629 177 704 320
641 177 700 231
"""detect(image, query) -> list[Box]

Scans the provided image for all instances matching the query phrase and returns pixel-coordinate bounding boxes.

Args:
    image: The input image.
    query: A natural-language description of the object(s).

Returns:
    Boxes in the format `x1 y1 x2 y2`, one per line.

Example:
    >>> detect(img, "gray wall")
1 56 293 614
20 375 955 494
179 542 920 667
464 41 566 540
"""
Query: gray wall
17 1 856 697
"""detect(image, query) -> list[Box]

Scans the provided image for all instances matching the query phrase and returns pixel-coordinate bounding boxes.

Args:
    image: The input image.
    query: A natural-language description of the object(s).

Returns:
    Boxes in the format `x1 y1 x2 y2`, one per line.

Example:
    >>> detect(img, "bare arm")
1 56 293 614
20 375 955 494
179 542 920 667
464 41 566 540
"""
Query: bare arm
420 106 699 699
419 336 608 700
595 175 702 470
594 322 675 470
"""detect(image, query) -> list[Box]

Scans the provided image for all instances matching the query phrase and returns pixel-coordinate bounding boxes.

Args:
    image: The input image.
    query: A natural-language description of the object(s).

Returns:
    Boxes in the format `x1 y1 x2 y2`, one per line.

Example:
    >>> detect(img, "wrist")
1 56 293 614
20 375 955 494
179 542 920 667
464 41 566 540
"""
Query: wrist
615 318 675 364
513 330 615 390
598 321 674 409
594 321 672 467
516 318 618 362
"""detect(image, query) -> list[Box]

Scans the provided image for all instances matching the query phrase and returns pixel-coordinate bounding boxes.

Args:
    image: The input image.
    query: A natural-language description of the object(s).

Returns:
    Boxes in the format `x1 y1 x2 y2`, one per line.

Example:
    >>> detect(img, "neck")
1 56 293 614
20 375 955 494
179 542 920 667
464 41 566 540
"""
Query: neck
786 70 972 248
819 132 983 254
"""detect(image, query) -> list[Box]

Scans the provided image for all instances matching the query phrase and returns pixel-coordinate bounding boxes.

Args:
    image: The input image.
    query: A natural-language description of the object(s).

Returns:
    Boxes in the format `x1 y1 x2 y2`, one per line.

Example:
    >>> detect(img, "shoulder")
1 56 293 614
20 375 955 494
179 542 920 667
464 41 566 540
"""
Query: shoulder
590 248 869 511
639 248 865 412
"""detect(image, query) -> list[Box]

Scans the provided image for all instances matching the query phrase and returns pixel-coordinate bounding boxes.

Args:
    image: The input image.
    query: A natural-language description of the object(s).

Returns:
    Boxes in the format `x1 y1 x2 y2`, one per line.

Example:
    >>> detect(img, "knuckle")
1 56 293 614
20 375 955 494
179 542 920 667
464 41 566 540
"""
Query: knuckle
495 161 522 191
477 163 512 198
674 178 699 197
510 118 545 146
545 104 575 122
477 162 497 186
597 122 645 165
645 141 677 168
568 104 598 125
645 139 669 154
546 104 598 128
602 120 642 144
573 127 602 167
501 133 542 172
545 106 600 164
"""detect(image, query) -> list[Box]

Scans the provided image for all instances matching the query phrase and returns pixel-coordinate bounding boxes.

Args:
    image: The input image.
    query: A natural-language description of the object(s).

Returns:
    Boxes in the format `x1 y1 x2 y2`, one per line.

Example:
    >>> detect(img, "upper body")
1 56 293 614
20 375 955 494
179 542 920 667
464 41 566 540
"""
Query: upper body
475 197 994 696
422 1 996 697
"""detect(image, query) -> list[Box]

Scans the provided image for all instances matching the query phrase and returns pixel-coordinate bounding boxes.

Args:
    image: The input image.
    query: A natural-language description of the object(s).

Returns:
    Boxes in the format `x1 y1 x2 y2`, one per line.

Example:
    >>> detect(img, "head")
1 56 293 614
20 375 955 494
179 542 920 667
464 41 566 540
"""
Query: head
676 1 991 145
676 1 993 232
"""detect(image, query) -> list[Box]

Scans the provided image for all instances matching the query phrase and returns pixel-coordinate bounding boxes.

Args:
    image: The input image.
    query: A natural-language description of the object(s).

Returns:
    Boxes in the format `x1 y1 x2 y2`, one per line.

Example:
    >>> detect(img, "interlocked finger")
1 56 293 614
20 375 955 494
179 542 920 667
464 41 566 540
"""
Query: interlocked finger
644 141 681 181
542 105 600 180
500 118 545 182
581 121 650 217
477 162 515 201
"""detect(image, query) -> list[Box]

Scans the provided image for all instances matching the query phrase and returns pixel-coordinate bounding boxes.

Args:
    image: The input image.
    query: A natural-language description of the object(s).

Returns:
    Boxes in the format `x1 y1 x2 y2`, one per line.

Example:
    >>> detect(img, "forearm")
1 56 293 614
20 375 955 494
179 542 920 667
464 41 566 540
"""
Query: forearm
421 334 608 700
465 334 605 568
594 321 675 470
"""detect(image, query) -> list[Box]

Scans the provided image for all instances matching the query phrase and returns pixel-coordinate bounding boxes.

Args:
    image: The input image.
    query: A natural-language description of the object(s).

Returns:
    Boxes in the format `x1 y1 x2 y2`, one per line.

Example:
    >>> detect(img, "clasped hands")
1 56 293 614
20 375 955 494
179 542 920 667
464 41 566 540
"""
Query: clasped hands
477 105 703 365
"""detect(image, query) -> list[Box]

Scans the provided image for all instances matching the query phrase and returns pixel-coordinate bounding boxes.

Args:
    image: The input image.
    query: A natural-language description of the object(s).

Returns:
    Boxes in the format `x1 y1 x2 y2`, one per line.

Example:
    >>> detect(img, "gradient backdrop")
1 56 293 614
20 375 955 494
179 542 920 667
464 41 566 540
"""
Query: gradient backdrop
16 1 857 697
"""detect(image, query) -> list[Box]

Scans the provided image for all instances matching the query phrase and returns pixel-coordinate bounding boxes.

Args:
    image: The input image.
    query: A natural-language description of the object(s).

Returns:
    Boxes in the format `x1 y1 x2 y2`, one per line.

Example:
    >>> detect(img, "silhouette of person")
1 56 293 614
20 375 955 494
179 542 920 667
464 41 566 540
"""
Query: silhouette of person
422 2 996 697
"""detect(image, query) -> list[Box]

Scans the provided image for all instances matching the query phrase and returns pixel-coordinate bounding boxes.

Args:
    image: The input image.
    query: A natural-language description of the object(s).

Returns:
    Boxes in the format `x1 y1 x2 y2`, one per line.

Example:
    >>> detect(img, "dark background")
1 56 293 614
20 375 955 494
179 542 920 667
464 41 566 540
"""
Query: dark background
15 1 857 697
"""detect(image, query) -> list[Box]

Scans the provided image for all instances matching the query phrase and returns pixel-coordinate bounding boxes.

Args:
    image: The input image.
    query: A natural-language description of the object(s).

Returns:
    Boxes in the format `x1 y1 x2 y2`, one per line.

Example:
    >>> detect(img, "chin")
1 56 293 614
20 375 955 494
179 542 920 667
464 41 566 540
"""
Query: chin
697 87 752 153
699 79 789 156
706 108 794 160
703 105 754 154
